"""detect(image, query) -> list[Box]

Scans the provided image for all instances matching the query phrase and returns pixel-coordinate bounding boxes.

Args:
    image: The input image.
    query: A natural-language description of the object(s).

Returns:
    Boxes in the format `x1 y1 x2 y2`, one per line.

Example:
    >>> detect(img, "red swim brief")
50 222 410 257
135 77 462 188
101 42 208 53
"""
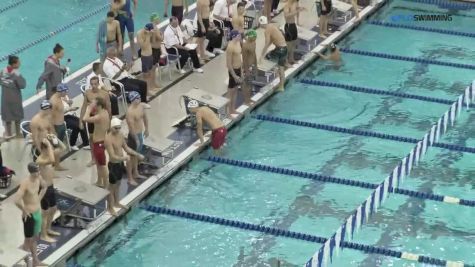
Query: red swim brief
211 127 227 150
93 141 106 166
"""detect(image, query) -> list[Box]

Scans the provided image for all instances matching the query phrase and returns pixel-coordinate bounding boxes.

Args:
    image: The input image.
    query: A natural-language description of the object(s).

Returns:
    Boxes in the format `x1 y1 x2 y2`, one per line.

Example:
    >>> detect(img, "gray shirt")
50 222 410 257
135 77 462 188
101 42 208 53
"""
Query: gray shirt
0 67 26 121
36 56 67 99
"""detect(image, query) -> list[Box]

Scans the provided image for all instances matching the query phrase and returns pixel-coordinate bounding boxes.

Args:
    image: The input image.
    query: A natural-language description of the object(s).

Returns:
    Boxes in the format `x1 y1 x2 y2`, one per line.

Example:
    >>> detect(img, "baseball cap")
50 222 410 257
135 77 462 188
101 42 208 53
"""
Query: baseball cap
40 100 52 110
246 30 257 39
187 100 199 109
145 23 154 31
111 117 122 128
56 83 69 92
128 91 141 102
258 16 268 25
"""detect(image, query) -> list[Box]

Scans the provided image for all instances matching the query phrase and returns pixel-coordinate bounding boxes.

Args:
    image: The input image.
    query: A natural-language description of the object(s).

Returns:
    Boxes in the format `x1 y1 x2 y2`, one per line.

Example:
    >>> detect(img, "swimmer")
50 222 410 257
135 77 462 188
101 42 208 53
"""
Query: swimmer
125 91 149 186
105 118 144 215
226 30 242 115
188 100 227 154
50 84 75 163
283 0 305 64
137 23 160 92
231 2 246 36
316 43 341 63
82 97 110 188
96 11 123 62
14 162 48 266
164 0 189 23
36 137 65 243
242 30 258 106
258 16 288 92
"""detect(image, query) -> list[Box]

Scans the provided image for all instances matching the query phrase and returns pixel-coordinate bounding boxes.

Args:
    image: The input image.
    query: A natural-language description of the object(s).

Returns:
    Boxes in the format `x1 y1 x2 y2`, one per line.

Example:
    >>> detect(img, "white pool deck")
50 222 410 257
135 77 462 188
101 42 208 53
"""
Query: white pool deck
0 0 383 266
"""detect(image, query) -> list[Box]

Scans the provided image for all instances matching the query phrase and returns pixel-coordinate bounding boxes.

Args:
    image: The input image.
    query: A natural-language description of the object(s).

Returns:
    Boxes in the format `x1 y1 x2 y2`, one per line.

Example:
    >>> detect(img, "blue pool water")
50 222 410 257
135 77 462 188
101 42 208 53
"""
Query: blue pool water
67 1 475 266
0 0 187 99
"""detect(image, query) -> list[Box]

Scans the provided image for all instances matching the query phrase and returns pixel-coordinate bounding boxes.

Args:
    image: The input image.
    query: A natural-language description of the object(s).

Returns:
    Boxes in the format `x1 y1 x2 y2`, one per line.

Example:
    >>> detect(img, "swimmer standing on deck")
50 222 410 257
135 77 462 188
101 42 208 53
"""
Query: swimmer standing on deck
14 162 48 267
188 100 227 154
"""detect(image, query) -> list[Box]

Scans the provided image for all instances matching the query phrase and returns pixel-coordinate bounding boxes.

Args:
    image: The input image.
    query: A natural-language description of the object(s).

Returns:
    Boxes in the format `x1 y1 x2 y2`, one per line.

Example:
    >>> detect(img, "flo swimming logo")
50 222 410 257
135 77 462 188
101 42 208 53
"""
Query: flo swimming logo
390 14 453 22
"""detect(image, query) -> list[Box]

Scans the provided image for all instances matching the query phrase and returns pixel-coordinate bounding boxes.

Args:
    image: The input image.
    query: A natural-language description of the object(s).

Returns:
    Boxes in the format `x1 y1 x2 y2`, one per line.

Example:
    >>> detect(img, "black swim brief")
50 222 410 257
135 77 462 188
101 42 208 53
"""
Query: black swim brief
195 18 210 38
41 185 57 210
108 162 125 185
284 23 298 42
228 68 242 89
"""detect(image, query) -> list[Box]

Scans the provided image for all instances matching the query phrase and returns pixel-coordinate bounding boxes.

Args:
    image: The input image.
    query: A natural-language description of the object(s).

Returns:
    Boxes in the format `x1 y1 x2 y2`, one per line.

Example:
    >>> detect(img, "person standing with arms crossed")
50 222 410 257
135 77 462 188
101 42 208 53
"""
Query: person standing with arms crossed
0 55 26 138
258 16 288 92
242 30 257 106
82 98 110 188
36 137 66 243
164 0 189 23
14 162 48 267
105 118 143 215
137 23 160 92
125 92 149 186
226 30 242 115
284 0 305 64
36 44 68 99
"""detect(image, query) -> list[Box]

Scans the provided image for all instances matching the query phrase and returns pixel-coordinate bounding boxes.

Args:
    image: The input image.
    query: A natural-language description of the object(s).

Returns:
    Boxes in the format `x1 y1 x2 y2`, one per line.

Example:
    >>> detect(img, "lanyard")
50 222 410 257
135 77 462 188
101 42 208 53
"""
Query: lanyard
106 57 122 70
171 27 182 45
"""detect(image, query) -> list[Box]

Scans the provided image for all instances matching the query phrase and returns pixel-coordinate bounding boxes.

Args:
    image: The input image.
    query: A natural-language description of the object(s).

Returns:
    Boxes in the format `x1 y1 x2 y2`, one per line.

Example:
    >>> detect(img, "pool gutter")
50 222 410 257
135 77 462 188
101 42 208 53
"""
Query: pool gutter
44 1 387 266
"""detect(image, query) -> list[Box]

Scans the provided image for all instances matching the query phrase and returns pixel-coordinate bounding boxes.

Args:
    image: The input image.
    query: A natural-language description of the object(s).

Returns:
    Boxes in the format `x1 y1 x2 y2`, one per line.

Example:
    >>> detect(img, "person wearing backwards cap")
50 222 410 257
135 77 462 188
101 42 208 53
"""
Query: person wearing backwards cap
50 83 78 148
187 100 227 154
137 23 160 93
226 30 242 115
126 91 149 186
14 162 48 266
105 117 144 215
258 15 288 92
242 30 258 106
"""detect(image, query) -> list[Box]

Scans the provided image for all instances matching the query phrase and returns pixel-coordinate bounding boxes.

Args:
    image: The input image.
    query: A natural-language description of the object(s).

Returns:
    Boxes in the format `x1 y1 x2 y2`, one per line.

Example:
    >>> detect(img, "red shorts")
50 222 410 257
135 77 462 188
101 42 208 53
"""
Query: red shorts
211 127 227 150
93 142 106 166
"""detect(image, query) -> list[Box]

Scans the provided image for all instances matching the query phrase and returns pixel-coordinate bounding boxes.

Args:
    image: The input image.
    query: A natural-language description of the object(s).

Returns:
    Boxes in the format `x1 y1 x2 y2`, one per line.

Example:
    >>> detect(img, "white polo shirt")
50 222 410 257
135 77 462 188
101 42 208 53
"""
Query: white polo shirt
213 0 232 20
85 71 105 89
103 57 130 81
164 25 185 48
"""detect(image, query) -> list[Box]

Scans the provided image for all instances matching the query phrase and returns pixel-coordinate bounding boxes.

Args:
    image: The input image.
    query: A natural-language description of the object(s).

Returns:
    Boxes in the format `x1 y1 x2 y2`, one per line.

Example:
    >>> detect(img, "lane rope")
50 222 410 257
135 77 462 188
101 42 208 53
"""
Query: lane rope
339 48 475 70
0 0 28 14
0 3 110 62
252 114 475 154
141 205 471 266
206 156 475 207
401 0 474 10
298 79 455 105
368 20 475 38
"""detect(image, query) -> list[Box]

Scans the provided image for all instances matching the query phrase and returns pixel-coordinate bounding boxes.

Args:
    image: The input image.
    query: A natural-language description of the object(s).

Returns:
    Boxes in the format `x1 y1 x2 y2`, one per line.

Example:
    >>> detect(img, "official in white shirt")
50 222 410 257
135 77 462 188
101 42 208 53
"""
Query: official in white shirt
102 47 148 103
164 16 203 73
213 0 234 29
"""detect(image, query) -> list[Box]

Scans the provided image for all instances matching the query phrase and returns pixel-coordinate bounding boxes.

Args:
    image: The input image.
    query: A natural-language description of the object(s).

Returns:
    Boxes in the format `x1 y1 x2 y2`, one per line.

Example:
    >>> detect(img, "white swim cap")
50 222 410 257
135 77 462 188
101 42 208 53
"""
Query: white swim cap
111 117 122 128
258 16 268 25
187 100 199 109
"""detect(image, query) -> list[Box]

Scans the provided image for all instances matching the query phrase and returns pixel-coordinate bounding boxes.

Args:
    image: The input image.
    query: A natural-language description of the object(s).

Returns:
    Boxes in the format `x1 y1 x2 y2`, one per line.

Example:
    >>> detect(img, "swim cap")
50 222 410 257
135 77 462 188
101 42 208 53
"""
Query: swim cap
56 83 69 92
229 30 241 40
27 162 39 174
145 23 154 31
246 30 257 39
150 13 160 22
128 91 141 102
111 117 122 128
40 100 52 110
187 100 199 109
330 43 337 50
258 16 268 25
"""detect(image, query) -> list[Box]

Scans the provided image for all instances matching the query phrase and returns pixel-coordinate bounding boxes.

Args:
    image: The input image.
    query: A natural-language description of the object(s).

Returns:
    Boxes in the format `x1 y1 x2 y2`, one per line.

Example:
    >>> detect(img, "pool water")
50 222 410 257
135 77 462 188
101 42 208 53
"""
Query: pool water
0 0 191 99
68 1 475 266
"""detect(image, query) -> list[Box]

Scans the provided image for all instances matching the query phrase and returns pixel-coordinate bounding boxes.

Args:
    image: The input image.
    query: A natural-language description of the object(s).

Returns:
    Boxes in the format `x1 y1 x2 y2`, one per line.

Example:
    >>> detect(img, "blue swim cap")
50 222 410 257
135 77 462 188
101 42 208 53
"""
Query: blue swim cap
230 30 241 40
56 83 69 92
128 91 141 102
145 23 154 31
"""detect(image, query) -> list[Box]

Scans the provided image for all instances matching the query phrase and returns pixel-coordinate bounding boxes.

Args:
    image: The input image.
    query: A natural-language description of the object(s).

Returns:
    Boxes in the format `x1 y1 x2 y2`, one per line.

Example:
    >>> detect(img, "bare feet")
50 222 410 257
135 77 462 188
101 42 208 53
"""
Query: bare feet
95 182 104 188
128 179 138 186
87 161 95 167
40 234 57 243
115 203 128 210
54 165 68 171
48 229 61 236
245 101 255 107
137 174 148 179
33 261 49 266
276 86 285 92
108 208 117 216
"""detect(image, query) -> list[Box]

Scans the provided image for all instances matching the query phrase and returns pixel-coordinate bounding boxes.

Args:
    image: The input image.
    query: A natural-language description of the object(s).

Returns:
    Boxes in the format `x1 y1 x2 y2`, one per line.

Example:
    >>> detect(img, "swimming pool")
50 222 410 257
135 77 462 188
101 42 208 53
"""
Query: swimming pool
0 0 190 99
67 1 475 266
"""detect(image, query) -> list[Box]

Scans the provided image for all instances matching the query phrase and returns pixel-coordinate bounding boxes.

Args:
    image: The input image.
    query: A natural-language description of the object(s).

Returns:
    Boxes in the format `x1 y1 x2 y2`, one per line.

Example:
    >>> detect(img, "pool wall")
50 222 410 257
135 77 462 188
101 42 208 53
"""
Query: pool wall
42 2 386 266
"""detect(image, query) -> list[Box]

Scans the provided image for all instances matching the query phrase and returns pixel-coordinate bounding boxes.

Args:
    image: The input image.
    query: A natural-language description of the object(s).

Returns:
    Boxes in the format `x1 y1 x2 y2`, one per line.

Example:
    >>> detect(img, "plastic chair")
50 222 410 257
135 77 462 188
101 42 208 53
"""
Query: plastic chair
165 46 184 73
102 77 128 113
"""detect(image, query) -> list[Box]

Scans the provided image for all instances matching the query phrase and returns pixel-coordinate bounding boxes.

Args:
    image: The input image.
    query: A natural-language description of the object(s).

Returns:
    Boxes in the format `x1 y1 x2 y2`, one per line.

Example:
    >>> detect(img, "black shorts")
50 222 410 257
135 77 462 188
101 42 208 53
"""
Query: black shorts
87 123 94 135
108 162 125 185
195 18 210 38
171 5 184 23
152 48 161 65
127 133 138 151
228 68 242 88
41 185 57 210
284 23 298 42
267 46 288 67
141 55 154 73
23 212 39 238
321 0 332 15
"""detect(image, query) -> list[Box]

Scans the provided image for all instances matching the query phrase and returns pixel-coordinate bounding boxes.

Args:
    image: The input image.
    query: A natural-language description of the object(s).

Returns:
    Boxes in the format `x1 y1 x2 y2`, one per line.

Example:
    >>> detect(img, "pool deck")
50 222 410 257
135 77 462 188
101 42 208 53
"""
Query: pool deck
0 0 384 266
